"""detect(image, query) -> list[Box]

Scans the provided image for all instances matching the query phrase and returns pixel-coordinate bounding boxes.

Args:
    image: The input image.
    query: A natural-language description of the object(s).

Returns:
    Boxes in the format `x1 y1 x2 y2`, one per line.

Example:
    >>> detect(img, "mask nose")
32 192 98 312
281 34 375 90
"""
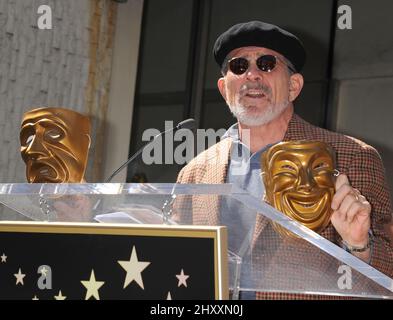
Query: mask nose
297 168 316 192
23 131 49 161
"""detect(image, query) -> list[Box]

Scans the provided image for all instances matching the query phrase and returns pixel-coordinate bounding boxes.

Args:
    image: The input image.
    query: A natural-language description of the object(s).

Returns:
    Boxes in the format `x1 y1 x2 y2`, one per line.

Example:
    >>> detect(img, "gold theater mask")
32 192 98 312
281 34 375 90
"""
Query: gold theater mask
20 107 91 183
261 141 336 238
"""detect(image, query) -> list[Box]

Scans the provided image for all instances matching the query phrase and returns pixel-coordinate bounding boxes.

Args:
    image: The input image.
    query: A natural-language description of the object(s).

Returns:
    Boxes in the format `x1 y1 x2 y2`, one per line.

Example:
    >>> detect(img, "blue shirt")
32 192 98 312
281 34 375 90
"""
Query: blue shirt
221 123 279 299
221 123 278 253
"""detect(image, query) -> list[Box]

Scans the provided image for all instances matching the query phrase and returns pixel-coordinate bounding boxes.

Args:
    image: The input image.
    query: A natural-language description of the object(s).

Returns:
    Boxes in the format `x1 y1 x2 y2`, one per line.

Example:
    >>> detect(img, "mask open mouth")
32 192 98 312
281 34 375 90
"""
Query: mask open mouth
285 192 329 221
28 162 62 183
38 166 54 177
291 197 323 211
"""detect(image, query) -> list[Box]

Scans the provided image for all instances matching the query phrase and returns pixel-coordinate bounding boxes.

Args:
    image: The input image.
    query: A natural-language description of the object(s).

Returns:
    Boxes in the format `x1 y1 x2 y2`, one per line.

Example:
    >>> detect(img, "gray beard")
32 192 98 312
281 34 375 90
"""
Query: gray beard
228 99 290 126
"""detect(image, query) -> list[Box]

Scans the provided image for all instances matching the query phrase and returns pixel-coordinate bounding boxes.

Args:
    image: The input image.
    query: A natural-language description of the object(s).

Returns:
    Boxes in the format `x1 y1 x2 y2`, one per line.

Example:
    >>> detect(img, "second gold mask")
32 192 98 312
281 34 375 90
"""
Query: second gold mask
20 107 91 183
261 141 336 238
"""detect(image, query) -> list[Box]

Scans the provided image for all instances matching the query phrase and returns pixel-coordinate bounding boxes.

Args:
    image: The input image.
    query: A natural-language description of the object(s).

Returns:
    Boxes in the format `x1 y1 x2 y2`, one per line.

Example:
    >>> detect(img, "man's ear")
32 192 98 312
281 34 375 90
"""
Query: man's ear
288 73 304 102
217 77 227 101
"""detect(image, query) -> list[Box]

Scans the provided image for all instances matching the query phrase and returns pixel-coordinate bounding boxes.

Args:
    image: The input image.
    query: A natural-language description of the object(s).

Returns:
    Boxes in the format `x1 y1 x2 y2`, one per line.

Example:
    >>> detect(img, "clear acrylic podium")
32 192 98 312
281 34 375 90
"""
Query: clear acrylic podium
0 183 392 299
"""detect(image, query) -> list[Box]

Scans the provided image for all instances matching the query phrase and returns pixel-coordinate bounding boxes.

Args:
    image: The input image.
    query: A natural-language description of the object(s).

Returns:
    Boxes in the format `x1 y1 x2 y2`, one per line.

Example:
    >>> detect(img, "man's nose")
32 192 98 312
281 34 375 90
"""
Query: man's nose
246 62 262 81
297 168 316 192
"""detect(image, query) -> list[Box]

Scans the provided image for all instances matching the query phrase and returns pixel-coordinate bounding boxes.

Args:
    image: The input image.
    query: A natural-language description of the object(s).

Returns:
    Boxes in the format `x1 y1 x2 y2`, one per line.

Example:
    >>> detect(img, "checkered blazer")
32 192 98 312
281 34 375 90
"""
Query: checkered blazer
175 113 393 299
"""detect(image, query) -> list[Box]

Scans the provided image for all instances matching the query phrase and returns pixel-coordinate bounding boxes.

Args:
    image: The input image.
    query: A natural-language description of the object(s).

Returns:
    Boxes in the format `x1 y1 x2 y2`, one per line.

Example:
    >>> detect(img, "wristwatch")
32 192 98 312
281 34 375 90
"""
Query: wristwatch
341 230 374 253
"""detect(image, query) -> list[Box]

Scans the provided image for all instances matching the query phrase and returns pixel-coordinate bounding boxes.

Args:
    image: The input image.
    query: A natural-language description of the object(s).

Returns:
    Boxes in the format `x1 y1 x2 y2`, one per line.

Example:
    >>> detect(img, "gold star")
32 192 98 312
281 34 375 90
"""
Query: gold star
14 268 26 285
118 246 151 289
0 253 6 263
176 269 189 287
81 270 105 300
54 290 67 300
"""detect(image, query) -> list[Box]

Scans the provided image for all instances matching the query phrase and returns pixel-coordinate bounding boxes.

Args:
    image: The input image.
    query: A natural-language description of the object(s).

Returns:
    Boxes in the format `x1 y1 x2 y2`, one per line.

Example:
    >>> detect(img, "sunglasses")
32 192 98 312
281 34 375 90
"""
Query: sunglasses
227 54 295 75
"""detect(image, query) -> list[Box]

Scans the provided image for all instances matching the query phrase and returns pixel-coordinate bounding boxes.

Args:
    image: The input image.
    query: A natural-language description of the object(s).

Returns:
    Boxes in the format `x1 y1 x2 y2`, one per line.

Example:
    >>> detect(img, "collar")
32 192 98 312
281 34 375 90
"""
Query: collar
222 122 240 141
222 123 276 160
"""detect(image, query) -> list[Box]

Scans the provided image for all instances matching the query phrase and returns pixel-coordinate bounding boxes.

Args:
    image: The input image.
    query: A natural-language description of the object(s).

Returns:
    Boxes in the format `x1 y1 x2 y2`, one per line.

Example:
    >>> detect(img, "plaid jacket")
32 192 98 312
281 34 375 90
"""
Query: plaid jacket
175 113 393 299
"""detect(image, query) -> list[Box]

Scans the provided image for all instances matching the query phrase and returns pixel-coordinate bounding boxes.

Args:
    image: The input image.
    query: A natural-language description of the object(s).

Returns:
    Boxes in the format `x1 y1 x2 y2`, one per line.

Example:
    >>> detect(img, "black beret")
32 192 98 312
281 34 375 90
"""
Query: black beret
213 21 306 72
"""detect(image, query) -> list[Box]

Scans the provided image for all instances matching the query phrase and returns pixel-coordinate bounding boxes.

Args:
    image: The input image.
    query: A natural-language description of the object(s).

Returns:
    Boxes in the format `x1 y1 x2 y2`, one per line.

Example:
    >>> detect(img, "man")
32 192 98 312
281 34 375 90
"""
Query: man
175 21 392 298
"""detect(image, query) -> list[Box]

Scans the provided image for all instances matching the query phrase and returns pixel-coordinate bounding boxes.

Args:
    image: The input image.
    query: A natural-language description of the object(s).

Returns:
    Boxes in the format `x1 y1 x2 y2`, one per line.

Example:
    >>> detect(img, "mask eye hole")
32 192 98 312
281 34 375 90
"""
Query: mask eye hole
281 164 296 171
25 135 34 145
313 162 329 170
20 127 36 147
45 129 63 140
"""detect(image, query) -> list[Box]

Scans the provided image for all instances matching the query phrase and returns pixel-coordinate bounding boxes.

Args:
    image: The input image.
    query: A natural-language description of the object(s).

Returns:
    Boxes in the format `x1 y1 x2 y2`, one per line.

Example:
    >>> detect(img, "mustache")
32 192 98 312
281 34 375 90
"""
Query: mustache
239 82 272 97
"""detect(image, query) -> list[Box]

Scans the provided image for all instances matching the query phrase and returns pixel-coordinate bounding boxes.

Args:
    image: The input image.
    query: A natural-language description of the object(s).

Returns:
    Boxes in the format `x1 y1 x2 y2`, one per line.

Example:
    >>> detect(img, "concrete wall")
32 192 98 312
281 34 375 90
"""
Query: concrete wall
0 0 116 183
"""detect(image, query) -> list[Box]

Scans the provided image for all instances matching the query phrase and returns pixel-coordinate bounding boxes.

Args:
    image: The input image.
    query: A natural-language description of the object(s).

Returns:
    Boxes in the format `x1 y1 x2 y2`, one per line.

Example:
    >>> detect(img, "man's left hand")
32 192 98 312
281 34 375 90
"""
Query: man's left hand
330 174 371 248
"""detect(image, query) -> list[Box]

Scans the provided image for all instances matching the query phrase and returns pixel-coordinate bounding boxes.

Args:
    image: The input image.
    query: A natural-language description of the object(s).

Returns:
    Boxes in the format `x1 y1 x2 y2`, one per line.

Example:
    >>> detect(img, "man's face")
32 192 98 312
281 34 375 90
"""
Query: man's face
20 107 91 183
261 141 336 234
218 46 298 126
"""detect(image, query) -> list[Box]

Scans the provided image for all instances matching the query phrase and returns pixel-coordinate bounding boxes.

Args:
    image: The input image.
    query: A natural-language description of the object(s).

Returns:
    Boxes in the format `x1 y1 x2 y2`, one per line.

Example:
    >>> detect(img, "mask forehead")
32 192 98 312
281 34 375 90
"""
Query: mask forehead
22 107 90 132
265 141 335 166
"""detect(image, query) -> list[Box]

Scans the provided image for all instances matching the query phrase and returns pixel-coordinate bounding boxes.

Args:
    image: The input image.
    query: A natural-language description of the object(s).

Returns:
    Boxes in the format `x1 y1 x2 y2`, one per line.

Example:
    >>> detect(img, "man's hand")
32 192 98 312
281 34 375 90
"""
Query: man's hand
330 174 371 258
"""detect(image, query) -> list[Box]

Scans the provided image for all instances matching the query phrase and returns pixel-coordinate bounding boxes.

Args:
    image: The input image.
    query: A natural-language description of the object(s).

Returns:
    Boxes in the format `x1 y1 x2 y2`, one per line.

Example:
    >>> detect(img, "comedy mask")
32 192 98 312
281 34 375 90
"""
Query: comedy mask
20 107 91 183
261 141 336 238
